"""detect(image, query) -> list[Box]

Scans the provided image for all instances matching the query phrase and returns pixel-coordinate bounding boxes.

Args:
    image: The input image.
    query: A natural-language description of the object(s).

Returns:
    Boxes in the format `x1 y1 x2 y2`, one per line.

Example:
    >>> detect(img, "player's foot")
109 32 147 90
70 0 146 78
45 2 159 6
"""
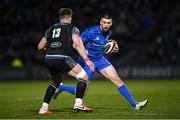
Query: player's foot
74 103 93 113
135 99 148 110
53 83 63 100
39 108 53 115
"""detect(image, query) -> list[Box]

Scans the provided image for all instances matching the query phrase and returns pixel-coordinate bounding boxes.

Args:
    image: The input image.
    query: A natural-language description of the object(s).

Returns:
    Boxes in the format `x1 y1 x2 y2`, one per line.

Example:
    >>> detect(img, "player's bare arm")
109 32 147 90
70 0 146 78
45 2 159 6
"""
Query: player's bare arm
72 34 94 71
38 38 47 50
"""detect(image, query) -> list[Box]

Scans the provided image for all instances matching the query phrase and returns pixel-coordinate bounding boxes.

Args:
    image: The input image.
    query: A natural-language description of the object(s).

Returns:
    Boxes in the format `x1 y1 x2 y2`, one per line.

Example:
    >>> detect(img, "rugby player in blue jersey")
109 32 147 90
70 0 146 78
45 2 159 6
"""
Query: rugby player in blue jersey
54 14 148 110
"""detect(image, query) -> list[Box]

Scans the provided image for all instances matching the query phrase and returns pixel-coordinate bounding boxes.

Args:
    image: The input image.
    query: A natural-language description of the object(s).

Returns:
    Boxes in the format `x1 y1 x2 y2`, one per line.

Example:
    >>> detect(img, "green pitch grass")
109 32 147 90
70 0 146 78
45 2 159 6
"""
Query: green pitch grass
0 79 180 119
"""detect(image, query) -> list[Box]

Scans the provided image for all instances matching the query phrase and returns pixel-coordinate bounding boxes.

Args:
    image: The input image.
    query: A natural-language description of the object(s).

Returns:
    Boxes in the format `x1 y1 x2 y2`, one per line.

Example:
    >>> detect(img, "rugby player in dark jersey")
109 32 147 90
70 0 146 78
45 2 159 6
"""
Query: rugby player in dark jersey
38 8 94 114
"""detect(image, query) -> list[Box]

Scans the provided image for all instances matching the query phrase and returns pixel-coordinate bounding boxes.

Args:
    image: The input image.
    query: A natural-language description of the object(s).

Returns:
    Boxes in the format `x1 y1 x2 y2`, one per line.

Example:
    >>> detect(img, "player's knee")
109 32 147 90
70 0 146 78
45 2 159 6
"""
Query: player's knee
51 79 61 87
50 83 58 88
109 75 123 86
83 74 88 80
51 75 62 86
75 69 88 80
109 73 118 80
108 74 116 81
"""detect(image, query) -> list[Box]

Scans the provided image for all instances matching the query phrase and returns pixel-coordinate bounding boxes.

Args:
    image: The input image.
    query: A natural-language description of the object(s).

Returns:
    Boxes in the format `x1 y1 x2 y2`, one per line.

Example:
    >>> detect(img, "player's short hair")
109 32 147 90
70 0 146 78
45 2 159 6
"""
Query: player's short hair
101 13 112 19
59 8 73 19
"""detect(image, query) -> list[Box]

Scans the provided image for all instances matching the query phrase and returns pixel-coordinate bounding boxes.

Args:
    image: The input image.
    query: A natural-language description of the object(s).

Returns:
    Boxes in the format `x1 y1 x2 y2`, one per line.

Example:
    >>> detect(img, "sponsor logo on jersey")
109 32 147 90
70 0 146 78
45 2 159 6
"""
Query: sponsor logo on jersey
94 36 100 41
50 42 62 48
91 42 104 47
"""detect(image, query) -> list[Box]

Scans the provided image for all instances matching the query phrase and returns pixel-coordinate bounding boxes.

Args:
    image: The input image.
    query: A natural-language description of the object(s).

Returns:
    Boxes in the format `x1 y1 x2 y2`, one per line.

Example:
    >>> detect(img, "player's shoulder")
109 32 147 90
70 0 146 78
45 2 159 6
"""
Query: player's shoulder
88 25 100 31
72 26 80 35
85 25 100 34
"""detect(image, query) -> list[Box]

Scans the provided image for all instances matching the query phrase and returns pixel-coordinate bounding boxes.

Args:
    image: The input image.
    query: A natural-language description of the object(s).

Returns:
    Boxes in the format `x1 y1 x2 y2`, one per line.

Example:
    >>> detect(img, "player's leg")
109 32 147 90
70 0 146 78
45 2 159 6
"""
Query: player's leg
67 63 93 112
53 81 89 99
53 60 93 99
53 83 91 100
62 56 93 112
99 65 137 106
39 72 62 115
97 57 148 110
54 83 76 96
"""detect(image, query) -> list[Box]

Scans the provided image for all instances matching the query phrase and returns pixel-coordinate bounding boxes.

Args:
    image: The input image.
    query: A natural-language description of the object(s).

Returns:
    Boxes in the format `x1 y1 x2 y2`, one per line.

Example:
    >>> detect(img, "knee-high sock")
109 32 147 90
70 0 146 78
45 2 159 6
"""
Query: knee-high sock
58 84 76 95
118 84 137 107
76 80 87 99
43 84 57 104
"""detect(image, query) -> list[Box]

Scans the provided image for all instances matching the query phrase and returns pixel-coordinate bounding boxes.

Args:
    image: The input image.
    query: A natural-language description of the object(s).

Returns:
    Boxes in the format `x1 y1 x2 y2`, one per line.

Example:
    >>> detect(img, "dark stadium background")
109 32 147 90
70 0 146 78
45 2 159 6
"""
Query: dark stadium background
0 0 180 80
1 0 180 80
0 0 180 119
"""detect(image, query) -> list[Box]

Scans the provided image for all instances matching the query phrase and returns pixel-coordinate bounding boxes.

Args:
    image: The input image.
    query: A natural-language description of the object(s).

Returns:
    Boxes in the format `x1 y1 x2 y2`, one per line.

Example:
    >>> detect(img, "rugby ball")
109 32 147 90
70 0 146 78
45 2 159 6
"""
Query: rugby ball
104 40 117 55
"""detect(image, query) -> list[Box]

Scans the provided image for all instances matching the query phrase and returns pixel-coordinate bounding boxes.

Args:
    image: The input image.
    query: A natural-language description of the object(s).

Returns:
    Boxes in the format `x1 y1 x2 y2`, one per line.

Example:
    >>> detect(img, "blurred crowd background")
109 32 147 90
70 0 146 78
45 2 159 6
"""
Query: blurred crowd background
0 0 180 79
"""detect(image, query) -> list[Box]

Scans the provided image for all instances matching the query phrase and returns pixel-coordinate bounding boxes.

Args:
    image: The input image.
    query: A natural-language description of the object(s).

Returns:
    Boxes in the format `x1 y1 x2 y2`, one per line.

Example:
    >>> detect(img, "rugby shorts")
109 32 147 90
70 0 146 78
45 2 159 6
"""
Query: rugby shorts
78 56 111 80
45 54 77 75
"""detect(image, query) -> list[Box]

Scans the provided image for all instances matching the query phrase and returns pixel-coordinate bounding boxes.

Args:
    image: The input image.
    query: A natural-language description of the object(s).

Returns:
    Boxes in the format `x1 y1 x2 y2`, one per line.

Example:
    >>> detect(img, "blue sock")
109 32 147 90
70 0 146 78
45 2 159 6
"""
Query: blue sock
58 84 76 95
118 84 137 107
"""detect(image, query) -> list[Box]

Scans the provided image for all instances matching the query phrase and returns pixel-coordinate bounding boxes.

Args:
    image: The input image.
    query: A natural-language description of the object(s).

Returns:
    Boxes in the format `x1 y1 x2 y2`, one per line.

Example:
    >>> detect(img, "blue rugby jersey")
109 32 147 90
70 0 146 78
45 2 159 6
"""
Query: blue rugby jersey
80 25 112 60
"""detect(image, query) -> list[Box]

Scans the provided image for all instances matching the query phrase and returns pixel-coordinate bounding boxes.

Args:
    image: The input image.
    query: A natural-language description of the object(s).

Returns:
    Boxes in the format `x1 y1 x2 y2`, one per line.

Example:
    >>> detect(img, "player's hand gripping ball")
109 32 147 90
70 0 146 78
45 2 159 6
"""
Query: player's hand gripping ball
104 39 119 55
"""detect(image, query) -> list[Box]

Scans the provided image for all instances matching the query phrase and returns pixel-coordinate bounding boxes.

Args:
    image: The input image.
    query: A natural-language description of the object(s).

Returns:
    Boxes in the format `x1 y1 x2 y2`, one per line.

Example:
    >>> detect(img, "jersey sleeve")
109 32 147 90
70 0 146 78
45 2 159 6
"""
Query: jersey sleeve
80 29 91 43
43 27 52 40
72 26 80 35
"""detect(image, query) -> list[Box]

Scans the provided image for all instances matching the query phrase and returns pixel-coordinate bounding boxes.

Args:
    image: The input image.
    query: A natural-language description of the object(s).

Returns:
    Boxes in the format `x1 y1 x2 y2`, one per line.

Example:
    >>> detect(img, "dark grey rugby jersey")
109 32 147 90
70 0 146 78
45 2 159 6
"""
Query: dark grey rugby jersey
43 22 80 57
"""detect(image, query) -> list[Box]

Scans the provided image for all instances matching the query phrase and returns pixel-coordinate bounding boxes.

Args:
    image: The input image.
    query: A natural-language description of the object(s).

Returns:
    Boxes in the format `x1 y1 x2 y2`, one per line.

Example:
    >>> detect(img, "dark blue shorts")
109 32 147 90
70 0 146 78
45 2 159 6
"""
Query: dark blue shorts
78 56 111 80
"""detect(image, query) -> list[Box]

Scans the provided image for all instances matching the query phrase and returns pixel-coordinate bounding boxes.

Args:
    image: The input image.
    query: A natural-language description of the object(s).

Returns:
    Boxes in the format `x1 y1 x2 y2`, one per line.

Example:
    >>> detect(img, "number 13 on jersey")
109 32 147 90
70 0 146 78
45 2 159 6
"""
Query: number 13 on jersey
52 28 61 38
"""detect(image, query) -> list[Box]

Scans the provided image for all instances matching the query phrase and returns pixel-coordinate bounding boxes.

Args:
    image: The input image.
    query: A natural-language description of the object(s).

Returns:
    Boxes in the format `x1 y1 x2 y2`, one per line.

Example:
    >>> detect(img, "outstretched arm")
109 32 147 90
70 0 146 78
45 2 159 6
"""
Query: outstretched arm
72 34 94 71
